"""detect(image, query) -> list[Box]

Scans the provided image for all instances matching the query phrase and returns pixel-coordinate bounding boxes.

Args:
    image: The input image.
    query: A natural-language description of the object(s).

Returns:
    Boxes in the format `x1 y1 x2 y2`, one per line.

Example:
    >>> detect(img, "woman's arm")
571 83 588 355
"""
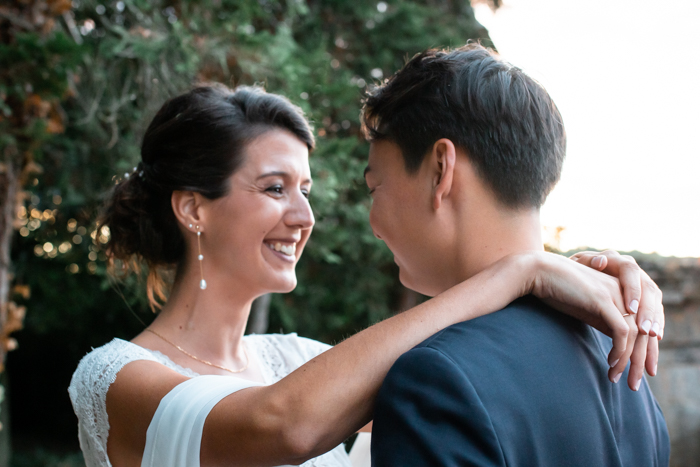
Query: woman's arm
107 250 661 466
201 251 657 465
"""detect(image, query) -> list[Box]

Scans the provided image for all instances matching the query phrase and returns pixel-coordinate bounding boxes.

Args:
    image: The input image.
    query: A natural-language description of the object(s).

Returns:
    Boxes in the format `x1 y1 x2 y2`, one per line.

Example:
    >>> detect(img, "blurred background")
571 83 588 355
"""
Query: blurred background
0 0 697 466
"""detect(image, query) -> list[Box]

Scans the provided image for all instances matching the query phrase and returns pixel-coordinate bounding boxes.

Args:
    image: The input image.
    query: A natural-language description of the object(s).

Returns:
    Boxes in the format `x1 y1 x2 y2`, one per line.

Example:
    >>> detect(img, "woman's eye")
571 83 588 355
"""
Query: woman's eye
301 189 310 199
266 185 284 194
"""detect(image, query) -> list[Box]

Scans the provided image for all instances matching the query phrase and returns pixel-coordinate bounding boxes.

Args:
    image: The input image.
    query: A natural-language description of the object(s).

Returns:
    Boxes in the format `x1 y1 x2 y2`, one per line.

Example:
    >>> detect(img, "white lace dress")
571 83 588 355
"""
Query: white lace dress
68 333 353 467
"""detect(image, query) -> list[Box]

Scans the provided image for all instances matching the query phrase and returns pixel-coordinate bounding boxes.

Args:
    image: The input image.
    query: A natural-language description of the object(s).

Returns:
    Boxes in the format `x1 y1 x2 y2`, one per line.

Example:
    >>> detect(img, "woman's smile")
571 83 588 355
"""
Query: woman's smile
264 240 298 263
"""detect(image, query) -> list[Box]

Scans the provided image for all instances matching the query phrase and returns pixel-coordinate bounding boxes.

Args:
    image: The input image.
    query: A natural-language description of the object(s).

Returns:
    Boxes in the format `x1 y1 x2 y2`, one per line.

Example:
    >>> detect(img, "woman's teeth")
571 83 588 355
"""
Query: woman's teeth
266 242 296 256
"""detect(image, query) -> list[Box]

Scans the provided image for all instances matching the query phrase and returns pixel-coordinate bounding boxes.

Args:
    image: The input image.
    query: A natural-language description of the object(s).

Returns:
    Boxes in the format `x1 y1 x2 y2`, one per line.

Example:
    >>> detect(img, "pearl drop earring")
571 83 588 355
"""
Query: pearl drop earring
196 225 207 290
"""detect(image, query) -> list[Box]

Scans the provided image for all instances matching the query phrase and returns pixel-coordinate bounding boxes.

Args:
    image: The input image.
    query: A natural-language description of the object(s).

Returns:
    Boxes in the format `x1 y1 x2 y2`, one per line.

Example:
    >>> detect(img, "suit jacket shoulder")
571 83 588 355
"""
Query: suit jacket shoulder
372 345 507 466
372 296 670 467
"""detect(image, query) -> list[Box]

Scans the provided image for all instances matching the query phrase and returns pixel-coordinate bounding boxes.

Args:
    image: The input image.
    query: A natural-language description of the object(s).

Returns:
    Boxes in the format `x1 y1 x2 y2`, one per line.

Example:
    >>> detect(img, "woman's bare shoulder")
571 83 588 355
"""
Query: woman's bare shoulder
106 359 189 466
68 338 190 466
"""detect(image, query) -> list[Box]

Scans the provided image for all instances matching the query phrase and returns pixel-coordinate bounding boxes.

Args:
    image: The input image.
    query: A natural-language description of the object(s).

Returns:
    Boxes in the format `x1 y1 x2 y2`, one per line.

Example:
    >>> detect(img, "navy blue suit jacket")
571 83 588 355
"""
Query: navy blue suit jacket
371 296 670 466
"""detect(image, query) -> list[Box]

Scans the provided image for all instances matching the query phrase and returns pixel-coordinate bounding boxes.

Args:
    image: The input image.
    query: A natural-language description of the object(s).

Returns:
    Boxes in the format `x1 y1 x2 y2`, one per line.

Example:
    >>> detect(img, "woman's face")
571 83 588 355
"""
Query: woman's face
201 129 314 296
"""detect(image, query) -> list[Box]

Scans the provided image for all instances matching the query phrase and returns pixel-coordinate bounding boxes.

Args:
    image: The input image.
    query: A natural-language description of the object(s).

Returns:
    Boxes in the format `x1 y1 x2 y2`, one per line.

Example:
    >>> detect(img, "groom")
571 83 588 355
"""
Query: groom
362 44 670 466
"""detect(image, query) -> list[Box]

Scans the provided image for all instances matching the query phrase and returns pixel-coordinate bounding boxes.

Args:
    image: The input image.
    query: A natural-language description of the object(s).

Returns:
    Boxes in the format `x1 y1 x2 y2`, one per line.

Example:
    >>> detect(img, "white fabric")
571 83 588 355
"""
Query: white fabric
348 433 372 467
141 375 262 467
69 333 357 467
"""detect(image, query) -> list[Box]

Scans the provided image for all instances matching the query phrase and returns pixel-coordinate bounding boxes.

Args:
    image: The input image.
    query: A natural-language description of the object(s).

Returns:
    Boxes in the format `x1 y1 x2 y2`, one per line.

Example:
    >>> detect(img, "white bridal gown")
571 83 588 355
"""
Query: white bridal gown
68 333 370 467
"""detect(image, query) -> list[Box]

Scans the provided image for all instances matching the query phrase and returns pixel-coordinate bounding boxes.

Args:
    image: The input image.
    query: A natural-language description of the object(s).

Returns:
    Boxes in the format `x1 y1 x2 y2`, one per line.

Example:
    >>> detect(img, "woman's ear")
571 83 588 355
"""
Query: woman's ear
171 191 205 232
431 138 456 210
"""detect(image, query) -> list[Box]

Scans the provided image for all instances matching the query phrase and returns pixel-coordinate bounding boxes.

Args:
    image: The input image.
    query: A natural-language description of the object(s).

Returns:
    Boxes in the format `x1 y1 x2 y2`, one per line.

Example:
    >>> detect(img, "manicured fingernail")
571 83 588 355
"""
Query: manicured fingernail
609 358 619 368
654 363 658 375
592 255 604 269
612 372 622 384
634 379 641 391
629 299 639 314
641 320 652 334
651 322 660 336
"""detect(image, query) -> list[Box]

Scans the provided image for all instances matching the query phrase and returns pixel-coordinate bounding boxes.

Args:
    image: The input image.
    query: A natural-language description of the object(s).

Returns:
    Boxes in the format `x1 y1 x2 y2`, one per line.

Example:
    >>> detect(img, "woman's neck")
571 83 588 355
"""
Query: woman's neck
147 266 256 369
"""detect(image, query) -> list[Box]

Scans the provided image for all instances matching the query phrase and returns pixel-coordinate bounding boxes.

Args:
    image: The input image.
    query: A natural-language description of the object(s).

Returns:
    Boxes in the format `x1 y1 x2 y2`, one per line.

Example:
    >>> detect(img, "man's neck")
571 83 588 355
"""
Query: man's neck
443 207 544 293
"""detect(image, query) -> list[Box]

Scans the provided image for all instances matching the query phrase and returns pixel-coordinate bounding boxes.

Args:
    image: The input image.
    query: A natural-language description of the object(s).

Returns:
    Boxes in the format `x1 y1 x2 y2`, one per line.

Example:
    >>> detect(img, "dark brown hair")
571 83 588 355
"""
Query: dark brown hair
362 43 566 208
100 83 314 310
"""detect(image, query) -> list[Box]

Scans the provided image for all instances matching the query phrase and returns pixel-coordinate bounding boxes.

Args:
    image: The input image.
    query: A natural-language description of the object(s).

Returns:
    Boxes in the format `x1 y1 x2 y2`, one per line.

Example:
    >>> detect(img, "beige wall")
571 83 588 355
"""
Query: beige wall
636 254 700 467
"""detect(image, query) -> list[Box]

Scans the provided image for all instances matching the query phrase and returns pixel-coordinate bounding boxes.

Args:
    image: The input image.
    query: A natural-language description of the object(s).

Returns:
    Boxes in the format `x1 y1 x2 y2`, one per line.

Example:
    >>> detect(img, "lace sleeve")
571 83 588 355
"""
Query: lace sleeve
295 335 333 361
67 339 161 467
247 333 333 383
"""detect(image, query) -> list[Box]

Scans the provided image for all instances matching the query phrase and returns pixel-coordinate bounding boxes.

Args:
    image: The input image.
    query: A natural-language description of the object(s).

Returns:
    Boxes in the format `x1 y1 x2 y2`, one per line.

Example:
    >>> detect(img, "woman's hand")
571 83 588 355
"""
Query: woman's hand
526 251 664 391
570 250 664 339
570 250 663 391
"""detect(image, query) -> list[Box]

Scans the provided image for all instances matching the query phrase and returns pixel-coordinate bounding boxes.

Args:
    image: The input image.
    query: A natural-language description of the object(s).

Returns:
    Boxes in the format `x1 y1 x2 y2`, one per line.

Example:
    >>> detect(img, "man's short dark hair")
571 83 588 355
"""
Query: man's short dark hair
361 43 566 208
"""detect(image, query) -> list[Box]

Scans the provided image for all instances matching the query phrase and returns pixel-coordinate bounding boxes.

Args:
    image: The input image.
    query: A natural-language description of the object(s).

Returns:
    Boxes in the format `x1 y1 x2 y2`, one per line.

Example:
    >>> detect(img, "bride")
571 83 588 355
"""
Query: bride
69 84 663 467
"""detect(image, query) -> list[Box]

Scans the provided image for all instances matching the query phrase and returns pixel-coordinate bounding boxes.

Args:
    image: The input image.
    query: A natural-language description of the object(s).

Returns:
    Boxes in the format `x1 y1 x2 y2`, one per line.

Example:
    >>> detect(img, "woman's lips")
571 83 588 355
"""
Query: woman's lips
265 241 296 256
264 241 297 263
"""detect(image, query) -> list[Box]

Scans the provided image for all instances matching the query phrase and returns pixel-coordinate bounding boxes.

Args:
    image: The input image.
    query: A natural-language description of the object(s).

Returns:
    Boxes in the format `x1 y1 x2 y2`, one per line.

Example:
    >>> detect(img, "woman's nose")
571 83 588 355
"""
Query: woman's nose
287 192 315 229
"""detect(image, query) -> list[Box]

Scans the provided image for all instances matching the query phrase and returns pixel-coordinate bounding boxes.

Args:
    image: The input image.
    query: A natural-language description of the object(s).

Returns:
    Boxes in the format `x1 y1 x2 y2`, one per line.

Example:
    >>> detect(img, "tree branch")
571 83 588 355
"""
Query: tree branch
0 8 35 31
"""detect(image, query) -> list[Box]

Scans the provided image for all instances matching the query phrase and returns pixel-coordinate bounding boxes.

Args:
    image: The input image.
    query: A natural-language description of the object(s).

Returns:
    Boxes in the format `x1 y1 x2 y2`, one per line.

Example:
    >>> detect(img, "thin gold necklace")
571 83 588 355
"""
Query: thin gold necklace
145 328 250 374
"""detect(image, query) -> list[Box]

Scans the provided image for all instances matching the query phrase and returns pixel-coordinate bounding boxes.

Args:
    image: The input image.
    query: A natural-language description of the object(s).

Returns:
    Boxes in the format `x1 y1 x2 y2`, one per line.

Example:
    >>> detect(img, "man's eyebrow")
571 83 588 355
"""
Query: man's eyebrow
363 165 371 178
257 171 312 184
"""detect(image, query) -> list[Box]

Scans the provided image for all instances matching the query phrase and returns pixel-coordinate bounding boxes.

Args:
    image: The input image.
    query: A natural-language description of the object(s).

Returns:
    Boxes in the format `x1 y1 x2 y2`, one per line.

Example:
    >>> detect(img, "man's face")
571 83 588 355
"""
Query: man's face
364 140 445 295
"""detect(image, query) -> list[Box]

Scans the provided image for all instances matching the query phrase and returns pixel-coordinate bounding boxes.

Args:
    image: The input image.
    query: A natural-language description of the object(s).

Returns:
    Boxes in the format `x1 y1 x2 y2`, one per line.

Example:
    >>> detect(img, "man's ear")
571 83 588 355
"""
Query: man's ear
430 138 456 210
171 190 205 232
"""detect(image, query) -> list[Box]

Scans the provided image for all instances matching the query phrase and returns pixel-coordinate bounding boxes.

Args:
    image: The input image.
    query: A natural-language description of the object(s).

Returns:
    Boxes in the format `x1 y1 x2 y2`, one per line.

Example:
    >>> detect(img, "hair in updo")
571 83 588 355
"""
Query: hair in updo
100 83 315 310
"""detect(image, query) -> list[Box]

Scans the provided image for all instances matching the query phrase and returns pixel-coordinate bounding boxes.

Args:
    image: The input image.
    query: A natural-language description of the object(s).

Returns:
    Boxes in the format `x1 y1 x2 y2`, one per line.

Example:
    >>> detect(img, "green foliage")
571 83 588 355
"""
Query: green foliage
0 30 83 99
0 29 83 175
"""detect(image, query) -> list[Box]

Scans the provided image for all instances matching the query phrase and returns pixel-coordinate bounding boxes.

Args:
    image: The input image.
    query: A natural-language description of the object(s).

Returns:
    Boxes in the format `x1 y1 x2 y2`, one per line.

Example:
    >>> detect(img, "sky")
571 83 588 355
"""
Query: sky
473 0 700 257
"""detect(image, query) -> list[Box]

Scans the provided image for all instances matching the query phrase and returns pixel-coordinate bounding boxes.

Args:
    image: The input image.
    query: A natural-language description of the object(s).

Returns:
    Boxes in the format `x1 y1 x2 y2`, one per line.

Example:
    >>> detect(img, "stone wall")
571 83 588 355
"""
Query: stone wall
635 254 700 467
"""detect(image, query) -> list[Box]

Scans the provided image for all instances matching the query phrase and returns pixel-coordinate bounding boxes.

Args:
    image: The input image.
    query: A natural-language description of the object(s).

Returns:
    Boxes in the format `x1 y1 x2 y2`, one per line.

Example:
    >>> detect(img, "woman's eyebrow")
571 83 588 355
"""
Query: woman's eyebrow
257 171 312 184
257 171 287 180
